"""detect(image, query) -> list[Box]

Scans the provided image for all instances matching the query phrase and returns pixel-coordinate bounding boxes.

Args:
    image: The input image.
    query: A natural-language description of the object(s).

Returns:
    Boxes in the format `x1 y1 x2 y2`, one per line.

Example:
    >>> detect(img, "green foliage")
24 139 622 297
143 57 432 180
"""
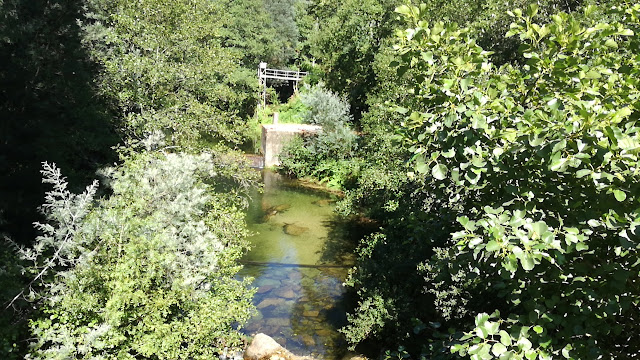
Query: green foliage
307 0 404 120
411 0 582 64
306 0 586 125
81 0 258 146
300 85 358 158
278 85 360 188
3 1 299 359
217 0 287 68
264 0 300 67
349 2 640 358
23 150 257 359
258 94 309 125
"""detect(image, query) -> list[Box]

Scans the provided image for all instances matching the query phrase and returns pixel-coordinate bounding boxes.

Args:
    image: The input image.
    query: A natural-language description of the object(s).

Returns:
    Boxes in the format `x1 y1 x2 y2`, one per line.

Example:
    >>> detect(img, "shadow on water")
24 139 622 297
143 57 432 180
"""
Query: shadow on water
237 171 365 359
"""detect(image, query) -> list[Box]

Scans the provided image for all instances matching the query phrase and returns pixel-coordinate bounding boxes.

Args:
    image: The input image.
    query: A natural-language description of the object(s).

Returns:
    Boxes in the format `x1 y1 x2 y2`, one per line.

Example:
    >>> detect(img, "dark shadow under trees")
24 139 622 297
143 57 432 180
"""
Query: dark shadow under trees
0 0 120 246
0 1 119 357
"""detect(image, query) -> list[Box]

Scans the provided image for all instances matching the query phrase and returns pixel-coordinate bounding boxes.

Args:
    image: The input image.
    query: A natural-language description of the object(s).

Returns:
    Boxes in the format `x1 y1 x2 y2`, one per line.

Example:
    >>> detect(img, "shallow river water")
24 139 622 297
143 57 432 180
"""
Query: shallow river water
237 171 357 359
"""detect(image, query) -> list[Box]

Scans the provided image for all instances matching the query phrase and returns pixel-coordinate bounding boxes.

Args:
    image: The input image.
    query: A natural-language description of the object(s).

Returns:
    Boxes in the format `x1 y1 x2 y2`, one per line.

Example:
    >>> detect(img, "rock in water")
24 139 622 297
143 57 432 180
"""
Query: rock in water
276 287 297 299
283 223 309 236
261 204 292 222
256 297 285 309
261 210 278 223
244 333 286 360
273 204 291 212
244 333 314 360
301 334 315 347
311 199 335 206
244 333 315 360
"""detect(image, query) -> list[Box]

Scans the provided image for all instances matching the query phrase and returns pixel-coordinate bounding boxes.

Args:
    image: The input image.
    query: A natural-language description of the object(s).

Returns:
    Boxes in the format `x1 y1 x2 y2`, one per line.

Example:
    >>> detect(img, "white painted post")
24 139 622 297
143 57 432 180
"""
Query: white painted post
259 62 267 109
273 112 279 124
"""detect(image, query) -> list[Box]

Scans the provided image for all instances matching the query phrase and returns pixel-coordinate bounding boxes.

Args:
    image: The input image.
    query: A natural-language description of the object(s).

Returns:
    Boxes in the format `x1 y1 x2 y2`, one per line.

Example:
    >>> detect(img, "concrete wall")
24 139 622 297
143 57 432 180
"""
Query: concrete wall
261 124 322 168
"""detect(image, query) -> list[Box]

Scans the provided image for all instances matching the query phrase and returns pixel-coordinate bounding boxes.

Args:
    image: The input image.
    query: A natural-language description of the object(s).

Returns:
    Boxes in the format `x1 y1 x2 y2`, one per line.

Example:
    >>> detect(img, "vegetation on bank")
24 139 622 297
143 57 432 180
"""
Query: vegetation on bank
278 85 360 189
279 0 640 359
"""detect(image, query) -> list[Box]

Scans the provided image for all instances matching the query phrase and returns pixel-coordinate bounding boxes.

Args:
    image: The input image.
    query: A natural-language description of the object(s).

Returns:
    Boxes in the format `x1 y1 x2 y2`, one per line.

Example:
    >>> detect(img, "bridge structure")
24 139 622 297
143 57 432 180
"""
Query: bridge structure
257 62 307 108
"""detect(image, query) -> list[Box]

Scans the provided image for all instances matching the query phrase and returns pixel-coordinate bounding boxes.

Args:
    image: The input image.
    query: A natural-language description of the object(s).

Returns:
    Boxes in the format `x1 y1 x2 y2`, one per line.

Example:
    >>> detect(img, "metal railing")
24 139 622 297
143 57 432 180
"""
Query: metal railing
260 68 308 81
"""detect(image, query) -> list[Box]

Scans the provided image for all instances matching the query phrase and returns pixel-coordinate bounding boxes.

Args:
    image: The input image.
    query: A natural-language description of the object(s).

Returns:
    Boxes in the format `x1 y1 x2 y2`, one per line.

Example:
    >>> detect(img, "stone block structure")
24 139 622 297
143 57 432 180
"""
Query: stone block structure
261 124 322 168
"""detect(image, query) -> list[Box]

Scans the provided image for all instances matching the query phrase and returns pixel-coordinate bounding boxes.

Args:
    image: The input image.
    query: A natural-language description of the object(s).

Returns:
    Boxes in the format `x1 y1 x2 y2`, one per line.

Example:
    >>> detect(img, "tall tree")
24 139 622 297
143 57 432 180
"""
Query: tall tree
308 0 403 121
264 0 299 67
81 0 258 147
217 0 282 68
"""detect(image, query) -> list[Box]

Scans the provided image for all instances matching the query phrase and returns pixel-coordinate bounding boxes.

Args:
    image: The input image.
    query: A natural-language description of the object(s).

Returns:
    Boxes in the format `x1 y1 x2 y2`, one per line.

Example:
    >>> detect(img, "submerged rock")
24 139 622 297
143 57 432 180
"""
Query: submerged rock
311 199 335 207
261 204 292 222
276 287 297 299
287 271 302 281
257 285 275 294
273 204 292 212
257 298 285 309
283 223 309 236
302 310 320 317
300 334 315 347
266 317 290 327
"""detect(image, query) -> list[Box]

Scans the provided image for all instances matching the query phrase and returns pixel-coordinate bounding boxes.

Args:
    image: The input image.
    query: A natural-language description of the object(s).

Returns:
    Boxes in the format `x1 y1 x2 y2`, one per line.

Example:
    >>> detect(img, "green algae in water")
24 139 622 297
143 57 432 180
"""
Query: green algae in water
238 171 356 359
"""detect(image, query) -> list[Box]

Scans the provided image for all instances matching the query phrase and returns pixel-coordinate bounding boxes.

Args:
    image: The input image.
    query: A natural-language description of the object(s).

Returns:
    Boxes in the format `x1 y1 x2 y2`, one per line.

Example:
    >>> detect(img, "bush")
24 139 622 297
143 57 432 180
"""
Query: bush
278 85 360 187
21 149 257 359
343 2 640 359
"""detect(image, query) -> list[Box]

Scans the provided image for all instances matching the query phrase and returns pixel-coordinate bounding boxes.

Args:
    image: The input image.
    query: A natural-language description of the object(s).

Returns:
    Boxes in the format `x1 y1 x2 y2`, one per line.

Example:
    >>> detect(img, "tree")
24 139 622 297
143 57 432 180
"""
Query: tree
264 0 299 67
308 0 404 121
217 0 286 69
0 0 119 245
81 0 258 147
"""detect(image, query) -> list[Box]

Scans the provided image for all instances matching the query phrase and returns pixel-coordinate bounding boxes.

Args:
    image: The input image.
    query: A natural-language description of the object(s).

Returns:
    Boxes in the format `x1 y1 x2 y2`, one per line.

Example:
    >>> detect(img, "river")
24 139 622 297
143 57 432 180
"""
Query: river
237 171 358 359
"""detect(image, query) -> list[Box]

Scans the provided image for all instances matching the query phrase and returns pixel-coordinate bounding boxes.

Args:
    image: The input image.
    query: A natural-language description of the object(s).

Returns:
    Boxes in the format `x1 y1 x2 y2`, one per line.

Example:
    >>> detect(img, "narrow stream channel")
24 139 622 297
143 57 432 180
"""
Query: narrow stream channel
237 171 357 359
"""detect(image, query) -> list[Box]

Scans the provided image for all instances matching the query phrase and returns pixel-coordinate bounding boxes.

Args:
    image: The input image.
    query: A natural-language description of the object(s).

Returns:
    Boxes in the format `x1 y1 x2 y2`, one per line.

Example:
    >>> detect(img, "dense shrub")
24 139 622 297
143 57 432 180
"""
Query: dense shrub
279 85 360 188
21 149 257 359
342 2 640 359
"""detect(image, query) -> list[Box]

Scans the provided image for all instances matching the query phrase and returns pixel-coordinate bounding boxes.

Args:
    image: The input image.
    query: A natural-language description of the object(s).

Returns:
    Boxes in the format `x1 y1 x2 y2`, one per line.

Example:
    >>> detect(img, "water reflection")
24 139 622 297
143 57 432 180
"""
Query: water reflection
237 171 355 359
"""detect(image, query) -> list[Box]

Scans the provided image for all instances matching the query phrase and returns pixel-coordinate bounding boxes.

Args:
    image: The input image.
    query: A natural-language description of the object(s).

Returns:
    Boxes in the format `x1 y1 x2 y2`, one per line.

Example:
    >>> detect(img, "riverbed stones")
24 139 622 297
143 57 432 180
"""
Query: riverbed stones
315 328 333 338
302 309 320 317
283 223 309 236
257 298 286 309
311 199 335 207
255 278 281 287
266 317 290 327
301 334 315 347
300 277 315 288
287 270 302 281
257 285 275 294
276 287 297 299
